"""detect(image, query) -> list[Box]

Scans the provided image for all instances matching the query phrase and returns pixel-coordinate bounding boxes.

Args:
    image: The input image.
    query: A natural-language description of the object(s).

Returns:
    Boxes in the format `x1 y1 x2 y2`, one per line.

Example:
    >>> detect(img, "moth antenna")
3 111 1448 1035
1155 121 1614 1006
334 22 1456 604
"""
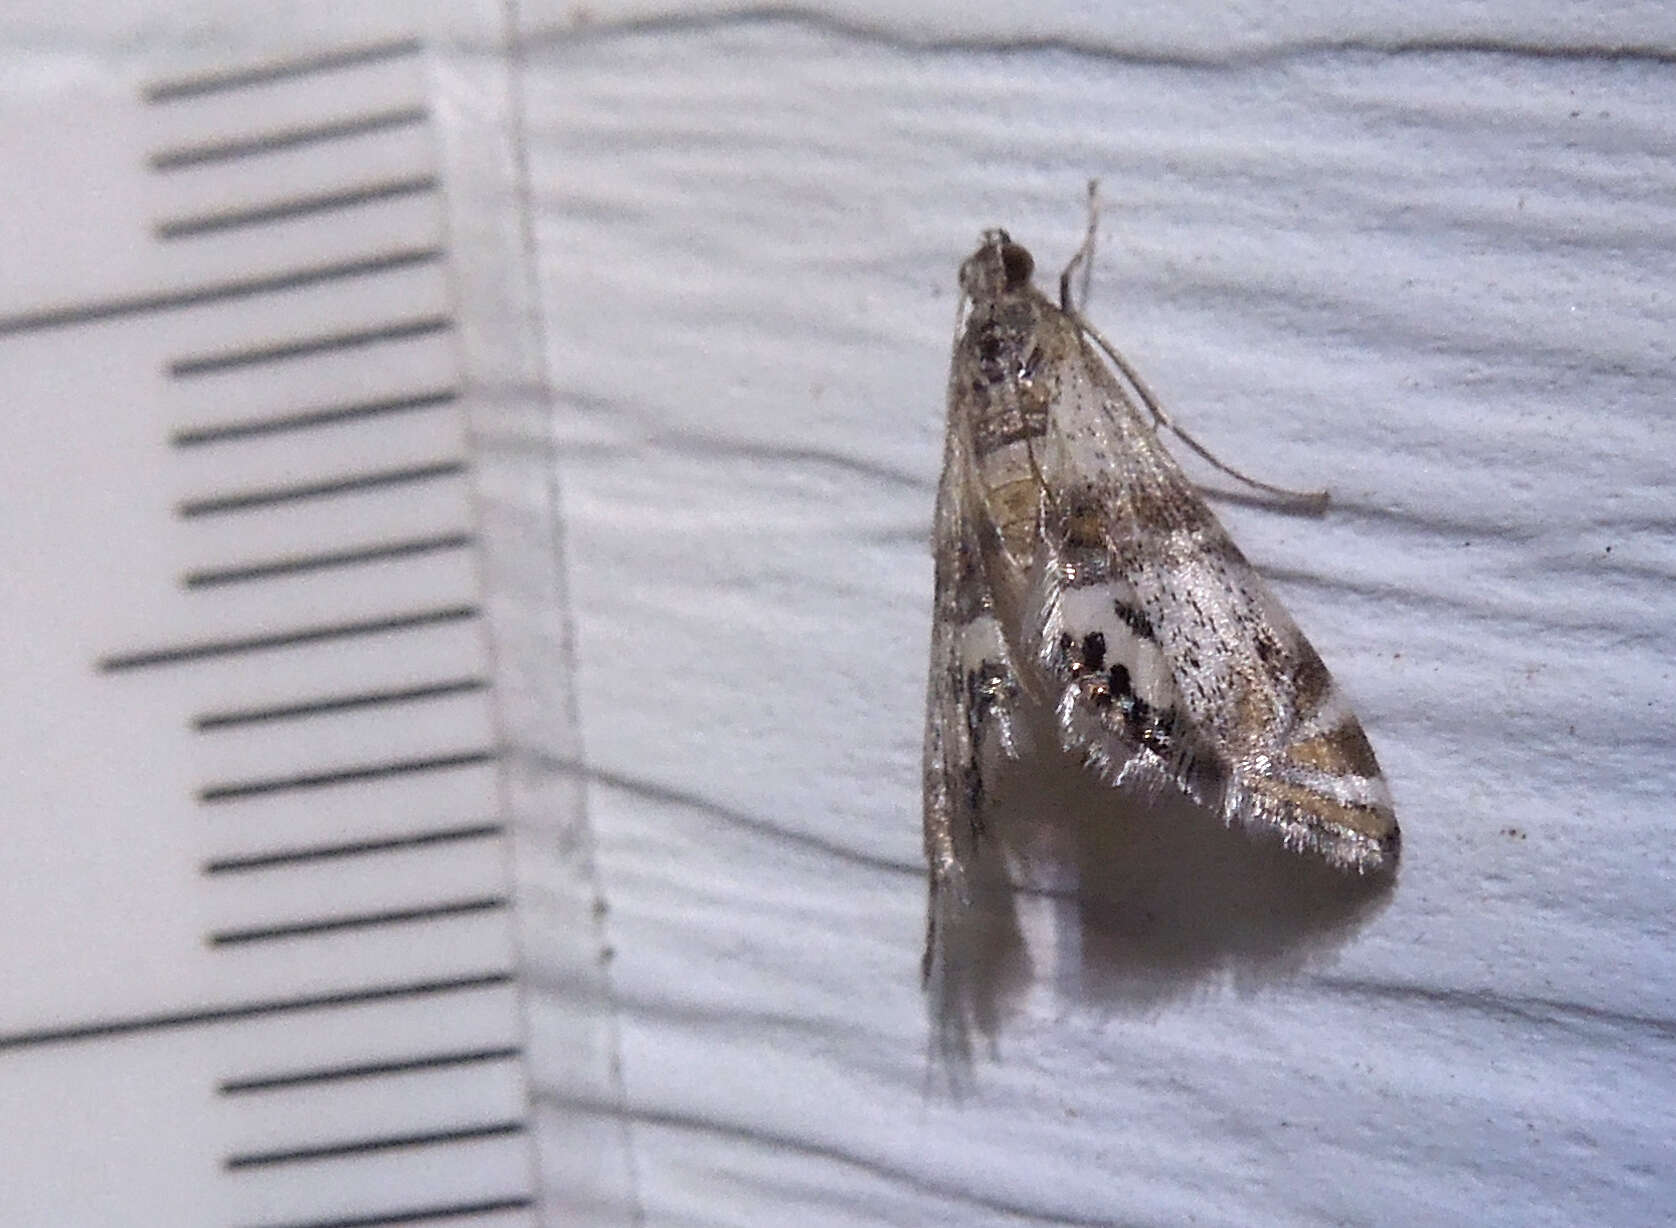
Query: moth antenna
1059 178 1101 313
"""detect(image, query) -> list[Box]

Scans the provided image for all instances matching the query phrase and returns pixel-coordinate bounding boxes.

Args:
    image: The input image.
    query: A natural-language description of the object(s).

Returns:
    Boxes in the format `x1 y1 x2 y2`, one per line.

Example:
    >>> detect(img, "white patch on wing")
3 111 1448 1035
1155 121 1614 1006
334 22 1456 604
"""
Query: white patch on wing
1274 761 1384 806
956 612 1007 676
1046 581 1176 712
1291 680 1357 739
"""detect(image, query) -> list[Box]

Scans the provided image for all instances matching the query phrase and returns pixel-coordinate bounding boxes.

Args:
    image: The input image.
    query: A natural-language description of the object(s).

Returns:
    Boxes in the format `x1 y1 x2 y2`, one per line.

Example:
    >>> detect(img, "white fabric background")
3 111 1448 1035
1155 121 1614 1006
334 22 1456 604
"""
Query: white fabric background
510 6 1676 1226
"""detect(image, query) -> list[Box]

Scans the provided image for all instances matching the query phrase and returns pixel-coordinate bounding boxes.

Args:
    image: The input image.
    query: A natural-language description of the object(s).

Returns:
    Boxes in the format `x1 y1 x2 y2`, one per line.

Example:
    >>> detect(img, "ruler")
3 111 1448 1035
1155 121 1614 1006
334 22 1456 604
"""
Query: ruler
0 34 614 1228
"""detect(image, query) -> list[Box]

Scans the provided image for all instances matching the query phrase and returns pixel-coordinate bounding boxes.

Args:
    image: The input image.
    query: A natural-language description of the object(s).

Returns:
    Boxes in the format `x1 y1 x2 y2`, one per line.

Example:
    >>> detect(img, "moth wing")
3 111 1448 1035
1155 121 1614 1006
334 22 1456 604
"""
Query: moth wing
923 428 1024 978
1024 320 1398 872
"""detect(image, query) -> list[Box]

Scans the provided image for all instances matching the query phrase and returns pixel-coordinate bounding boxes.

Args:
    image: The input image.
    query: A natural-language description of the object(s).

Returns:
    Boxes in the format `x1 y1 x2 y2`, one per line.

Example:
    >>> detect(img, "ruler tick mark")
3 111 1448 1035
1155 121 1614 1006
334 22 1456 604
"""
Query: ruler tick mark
143 37 424 103
0 972 513 1051
0 249 443 337
177 460 467 518
209 895 508 947
238 1195 534 1228
197 749 497 803
156 174 440 239
182 532 474 588
195 678 488 731
225 1119 525 1169
149 105 429 171
204 823 504 875
99 604 479 672
219 1045 522 1094
171 388 457 447
169 315 452 378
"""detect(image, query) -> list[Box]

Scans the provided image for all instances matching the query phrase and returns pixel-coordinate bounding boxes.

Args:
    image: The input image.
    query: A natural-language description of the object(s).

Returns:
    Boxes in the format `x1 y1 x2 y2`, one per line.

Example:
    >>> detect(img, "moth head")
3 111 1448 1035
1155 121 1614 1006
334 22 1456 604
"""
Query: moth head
960 230 1037 302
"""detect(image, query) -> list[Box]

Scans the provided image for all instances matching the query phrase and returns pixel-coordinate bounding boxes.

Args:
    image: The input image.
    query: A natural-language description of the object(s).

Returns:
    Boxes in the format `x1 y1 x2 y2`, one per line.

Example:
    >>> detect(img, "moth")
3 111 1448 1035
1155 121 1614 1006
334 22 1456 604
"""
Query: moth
922 216 1399 977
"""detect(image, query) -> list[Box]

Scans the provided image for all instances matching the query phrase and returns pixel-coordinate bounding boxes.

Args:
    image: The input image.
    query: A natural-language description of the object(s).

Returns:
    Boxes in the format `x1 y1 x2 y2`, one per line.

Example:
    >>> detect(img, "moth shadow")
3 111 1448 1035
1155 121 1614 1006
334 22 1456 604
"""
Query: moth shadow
931 730 1396 1058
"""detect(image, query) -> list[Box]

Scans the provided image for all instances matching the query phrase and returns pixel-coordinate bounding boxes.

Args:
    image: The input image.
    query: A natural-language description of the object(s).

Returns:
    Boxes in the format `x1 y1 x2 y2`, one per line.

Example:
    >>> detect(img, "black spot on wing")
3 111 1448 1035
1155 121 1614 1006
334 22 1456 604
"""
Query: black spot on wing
1055 630 1108 679
1109 663 1132 700
960 658 1017 837
966 660 1014 732
1114 600 1155 641
1106 663 1178 755
973 321 1007 384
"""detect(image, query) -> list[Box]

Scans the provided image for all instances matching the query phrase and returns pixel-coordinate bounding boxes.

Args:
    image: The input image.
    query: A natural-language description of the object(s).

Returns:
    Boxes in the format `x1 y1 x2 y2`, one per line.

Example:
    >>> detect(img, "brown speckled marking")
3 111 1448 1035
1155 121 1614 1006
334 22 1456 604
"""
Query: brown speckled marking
972 402 1051 457
1287 721 1382 778
1290 646 1333 716
987 475 1043 561
1061 501 1109 551
1125 480 1217 538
